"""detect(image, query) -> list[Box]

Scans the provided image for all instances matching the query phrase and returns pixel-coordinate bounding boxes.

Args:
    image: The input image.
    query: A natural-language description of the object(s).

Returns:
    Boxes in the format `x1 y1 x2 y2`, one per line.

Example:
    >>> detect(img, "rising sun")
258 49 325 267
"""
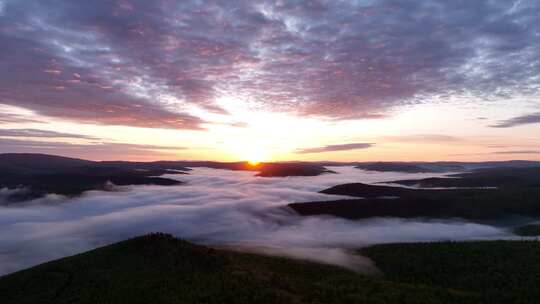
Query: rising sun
248 160 260 166
243 147 269 166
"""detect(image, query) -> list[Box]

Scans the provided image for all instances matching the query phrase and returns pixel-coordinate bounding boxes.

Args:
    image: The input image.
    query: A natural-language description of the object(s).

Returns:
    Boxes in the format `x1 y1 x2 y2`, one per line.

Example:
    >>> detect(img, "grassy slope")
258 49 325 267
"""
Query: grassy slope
0 234 475 304
362 241 540 304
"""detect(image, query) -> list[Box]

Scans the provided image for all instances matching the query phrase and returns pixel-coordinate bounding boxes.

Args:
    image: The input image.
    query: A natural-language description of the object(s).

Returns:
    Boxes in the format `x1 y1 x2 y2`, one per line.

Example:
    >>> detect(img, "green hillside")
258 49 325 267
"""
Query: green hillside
2 235 539 303
0 234 475 304
362 241 540 303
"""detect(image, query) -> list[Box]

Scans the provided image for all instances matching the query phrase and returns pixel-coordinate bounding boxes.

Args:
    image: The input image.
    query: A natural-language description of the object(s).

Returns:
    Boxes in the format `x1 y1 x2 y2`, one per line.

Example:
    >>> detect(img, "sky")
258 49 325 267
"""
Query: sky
0 0 540 162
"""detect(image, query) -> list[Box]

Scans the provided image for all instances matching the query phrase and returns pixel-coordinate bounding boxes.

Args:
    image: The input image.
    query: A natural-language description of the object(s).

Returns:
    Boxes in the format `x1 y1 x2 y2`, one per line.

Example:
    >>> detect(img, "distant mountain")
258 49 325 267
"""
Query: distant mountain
341 161 540 173
354 162 464 173
289 167 540 220
98 160 192 172
0 153 94 175
0 153 193 175
390 166 540 188
147 160 335 177
255 162 335 177
3 153 540 202
0 153 338 177
0 154 336 201
146 160 253 171
0 153 185 202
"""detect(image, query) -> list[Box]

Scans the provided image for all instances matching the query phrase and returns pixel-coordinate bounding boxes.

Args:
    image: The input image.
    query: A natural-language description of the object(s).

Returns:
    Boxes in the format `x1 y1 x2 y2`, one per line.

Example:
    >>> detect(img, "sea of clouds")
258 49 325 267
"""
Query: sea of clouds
0 167 513 275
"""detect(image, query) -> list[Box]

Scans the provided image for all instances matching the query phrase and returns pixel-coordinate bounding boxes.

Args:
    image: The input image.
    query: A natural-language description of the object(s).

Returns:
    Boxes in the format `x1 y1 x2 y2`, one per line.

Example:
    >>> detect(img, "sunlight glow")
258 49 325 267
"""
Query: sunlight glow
239 145 269 165
248 160 260 166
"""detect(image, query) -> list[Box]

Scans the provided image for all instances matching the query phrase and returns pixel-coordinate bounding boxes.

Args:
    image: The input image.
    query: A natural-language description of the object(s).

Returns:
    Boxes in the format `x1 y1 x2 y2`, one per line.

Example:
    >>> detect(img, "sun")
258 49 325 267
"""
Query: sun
248 160 260 166
243 147 269 166
223 139 271 166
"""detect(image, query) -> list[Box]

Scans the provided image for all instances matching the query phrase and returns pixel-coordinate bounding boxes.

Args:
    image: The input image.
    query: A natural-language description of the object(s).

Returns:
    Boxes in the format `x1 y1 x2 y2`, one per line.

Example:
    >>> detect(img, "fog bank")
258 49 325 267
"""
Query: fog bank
0 167 511 275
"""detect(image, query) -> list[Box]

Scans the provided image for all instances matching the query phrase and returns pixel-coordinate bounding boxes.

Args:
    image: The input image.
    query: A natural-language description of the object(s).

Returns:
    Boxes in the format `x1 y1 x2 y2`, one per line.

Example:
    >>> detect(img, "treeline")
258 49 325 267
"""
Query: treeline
362 240 540 303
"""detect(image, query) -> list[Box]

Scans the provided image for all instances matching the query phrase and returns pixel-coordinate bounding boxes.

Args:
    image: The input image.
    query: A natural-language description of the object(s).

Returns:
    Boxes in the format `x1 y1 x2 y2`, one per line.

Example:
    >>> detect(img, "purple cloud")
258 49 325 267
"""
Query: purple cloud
0 113 41 124
491 112 540 128
492 150 540 155
382 134 462 143
1 0 539 126
296 143 373 154
0 129 99 140
0 138 187 160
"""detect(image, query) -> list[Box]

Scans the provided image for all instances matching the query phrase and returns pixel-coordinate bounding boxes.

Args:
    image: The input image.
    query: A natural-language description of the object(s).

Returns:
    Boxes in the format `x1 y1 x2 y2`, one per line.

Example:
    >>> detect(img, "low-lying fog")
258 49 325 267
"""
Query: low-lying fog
0 167 512 275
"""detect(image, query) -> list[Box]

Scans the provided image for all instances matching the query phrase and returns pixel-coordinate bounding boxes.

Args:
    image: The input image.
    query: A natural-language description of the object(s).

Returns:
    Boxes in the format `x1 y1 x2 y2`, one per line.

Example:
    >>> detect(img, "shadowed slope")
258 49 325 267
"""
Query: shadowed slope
0 234 476 304
362 241 540 303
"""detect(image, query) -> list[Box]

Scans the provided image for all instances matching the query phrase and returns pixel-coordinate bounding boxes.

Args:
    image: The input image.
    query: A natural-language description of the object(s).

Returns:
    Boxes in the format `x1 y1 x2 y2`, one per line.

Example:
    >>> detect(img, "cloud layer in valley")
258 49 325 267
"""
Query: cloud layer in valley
1 0 539 128
0 167 511 275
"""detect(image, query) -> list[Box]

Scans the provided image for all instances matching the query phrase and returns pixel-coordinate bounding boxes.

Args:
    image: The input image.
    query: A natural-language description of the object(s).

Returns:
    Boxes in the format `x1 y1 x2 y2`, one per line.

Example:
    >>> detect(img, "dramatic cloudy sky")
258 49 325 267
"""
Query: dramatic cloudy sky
1 0 539 161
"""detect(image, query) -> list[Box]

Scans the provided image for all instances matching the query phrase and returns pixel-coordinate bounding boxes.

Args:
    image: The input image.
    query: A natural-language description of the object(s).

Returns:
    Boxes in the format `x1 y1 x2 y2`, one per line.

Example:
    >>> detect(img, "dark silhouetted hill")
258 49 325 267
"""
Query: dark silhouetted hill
362 241 540 303
328 160 540 173
2 234 539 303
0 154 335 201
255 162 335 177
290 167 540 220
0 233 486 304
0 153 185 201
354 162 462 173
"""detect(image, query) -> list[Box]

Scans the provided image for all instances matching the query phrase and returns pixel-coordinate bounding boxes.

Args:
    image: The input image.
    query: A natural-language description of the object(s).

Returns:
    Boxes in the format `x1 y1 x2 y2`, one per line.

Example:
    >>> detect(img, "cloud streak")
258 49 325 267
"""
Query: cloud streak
0 128 99 140
491 112 540 128
382 134 463 143
296 143 373 154
0 138 187 160
492 150 540 155
0 113 41 125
